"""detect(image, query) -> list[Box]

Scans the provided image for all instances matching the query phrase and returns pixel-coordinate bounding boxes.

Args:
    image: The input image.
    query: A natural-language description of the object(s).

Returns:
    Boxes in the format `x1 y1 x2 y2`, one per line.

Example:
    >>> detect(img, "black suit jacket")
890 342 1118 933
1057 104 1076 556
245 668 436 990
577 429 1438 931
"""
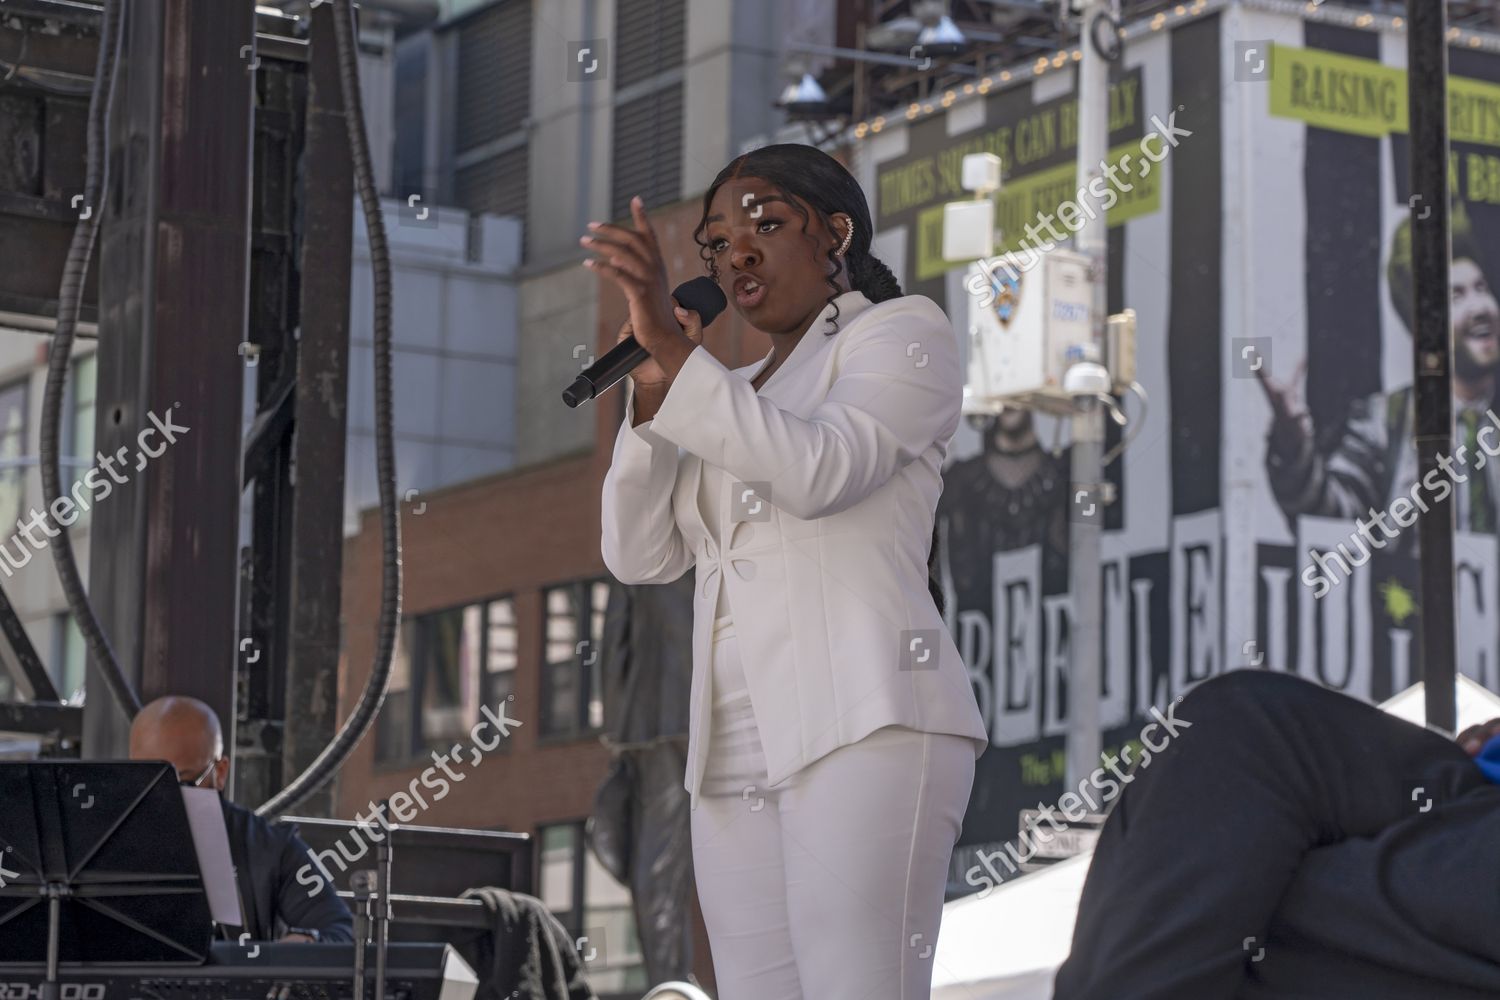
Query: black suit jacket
1243 783 1500 998
220 797 353 942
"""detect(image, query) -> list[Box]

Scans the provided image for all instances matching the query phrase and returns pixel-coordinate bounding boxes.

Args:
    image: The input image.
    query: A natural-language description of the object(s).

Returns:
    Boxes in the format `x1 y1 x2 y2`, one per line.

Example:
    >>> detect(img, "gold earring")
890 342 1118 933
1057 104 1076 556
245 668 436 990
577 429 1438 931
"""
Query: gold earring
836 222 854 257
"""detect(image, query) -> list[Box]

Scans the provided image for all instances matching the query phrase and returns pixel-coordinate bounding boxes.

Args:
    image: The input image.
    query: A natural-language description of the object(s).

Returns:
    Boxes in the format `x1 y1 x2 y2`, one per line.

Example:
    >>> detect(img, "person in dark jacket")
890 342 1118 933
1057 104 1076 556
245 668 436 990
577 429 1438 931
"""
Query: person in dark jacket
128 695 354 943
1053 670 1500 999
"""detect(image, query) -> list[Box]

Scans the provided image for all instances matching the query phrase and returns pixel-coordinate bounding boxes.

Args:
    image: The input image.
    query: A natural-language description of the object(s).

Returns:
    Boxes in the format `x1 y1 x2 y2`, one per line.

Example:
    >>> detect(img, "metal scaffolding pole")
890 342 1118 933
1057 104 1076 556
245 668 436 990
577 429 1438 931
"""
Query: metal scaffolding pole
1406 0 1457 734
1065 0 1111 791
84 0 256 756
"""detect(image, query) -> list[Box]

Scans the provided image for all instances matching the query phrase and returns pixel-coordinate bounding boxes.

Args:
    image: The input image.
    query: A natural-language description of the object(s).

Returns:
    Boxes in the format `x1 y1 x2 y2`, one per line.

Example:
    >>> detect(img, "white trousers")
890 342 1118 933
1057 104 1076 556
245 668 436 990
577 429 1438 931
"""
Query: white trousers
689 627 976 1000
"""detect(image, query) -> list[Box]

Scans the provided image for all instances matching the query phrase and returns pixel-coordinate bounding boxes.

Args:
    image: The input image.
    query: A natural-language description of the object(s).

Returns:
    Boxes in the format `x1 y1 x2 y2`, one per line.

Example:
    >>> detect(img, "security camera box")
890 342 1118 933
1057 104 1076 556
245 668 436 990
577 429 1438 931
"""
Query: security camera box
943 200 996 261
963 249 1094 414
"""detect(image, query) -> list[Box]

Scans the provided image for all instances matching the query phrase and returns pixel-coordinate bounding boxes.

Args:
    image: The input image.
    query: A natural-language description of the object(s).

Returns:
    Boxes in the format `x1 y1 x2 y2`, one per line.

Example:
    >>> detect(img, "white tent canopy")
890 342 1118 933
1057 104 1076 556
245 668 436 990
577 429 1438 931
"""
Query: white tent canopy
931 852 1092 1000
930 676 1500 1000
1375 674 1500 734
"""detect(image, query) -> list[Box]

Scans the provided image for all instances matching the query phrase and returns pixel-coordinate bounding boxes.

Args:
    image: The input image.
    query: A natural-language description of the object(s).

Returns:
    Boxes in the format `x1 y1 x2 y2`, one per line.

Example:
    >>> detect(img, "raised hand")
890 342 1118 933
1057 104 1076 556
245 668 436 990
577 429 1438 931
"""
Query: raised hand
582 196 681 355
1256 356 1313 456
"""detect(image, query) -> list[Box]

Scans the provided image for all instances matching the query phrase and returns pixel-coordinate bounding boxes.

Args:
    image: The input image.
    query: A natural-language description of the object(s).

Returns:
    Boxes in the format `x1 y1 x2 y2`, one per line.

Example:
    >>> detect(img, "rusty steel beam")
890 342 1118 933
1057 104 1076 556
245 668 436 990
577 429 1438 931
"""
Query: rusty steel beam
237 25 305 808
0 3 96 325
83 0 256 757
235 3 353 814
278 1 354 817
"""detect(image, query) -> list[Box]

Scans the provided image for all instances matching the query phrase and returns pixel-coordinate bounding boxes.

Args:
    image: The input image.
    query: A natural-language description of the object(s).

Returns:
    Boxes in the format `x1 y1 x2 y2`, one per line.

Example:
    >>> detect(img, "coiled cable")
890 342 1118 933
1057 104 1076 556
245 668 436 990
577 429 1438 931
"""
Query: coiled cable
38 0 139 718
256 0 402 817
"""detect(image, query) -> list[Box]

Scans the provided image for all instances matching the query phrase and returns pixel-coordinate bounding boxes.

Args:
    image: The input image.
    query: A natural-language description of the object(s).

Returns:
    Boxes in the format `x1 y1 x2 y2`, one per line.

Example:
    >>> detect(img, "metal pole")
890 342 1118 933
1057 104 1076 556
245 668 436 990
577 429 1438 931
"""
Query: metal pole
351 869 374 1000
1065 0 1111 791
1407 0 1457 734
43 890 61 1000
259 0 355 817
86 0 255 757
374 800 393 1000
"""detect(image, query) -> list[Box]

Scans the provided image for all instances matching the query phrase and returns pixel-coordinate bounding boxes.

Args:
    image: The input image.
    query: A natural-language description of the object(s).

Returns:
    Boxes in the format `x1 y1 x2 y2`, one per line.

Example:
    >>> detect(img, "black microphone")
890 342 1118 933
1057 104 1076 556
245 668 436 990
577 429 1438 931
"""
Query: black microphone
561 276 728 408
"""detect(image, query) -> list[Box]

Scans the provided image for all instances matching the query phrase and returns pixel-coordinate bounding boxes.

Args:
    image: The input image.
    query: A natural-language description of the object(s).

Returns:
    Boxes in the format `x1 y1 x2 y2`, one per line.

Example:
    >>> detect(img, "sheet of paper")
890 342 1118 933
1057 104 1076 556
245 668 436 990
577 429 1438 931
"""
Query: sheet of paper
180 787 245 928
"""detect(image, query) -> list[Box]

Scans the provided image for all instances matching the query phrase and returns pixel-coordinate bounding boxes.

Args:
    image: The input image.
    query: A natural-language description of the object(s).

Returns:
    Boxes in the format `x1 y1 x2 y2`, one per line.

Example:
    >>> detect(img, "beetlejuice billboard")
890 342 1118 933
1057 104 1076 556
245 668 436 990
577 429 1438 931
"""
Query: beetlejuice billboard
853 2 1500 888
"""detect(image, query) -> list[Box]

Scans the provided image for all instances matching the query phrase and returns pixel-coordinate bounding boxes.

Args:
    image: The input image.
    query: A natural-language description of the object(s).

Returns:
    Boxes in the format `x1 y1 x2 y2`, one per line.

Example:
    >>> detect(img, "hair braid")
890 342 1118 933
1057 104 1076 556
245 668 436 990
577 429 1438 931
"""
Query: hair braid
848 250 903 304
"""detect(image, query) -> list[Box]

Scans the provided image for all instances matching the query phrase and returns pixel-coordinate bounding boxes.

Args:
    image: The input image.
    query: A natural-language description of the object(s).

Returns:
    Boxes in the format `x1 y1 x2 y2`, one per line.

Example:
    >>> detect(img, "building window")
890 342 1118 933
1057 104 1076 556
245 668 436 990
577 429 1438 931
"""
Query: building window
447 0 532 253
484 597 518 709
537 821 646 994
540 578 609 738
376 619 417 761
392 35 430 200
0 379 27 536
376 595 517 764
64 353 97 528
614 0 685 89
50 613 86 702
610 0 686 220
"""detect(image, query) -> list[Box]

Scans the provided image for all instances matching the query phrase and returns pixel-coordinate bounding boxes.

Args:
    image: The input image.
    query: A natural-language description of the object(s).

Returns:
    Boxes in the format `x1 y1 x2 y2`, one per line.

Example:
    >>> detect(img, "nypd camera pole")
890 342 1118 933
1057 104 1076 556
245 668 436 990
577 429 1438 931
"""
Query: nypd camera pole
1062 0 1116 792
944 0 1130 800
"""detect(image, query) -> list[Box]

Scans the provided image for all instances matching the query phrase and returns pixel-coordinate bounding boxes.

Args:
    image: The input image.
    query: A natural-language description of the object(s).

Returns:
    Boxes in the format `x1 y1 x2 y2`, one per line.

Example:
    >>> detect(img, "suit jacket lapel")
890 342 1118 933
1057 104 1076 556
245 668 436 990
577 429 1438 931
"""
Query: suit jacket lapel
678 300 869 550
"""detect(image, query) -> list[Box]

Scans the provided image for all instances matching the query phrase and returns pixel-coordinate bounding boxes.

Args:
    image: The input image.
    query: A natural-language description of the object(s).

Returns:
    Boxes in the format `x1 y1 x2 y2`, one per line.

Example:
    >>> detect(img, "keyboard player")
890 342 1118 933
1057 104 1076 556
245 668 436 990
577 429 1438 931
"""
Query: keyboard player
128 695 354 944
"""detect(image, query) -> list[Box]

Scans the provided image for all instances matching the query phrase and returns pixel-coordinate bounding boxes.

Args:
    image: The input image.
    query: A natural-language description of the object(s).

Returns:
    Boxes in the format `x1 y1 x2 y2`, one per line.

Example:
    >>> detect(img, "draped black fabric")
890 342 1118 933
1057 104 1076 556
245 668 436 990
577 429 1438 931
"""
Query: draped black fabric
459 887 598 1000
589 573 698 986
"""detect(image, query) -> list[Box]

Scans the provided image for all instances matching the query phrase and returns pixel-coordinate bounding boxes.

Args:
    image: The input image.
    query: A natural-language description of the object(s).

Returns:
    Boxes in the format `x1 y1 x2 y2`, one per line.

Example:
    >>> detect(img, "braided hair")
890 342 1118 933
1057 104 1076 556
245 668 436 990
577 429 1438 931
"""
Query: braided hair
691 144 948 618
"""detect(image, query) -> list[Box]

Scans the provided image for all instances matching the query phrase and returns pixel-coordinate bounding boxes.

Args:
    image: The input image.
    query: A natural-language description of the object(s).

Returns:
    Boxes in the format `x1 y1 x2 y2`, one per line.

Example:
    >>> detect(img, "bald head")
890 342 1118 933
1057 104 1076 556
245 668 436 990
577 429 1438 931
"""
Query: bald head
129 696 225 785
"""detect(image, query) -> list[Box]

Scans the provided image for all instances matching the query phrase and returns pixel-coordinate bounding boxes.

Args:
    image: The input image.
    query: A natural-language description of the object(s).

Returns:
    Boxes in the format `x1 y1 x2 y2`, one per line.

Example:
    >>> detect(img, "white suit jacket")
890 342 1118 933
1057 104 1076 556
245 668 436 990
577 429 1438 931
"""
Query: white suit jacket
601 290 988 809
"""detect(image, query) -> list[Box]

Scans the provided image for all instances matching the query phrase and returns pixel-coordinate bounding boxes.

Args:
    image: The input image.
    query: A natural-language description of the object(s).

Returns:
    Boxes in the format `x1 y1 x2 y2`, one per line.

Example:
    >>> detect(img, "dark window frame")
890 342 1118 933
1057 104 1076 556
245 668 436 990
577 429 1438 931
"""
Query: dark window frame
443 0 533 255
61 352 97 527
536 818 587 933
49 612 86 702
375 592 518 767
0 377 30 536
534 817 648 998
609 0 687 220
537 576 610 743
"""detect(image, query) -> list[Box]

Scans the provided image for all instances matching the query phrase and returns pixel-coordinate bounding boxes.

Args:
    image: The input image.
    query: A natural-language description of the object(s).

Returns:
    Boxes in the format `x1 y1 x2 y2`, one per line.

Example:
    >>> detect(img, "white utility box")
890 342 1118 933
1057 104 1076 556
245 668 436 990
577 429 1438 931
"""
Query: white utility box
963 248 1095 415
942 200 996 262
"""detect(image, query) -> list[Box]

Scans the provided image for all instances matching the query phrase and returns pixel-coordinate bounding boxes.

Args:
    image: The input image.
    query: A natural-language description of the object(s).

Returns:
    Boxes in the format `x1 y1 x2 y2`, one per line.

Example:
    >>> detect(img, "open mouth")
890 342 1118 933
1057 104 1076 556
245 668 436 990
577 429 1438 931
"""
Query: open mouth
733 273 768 309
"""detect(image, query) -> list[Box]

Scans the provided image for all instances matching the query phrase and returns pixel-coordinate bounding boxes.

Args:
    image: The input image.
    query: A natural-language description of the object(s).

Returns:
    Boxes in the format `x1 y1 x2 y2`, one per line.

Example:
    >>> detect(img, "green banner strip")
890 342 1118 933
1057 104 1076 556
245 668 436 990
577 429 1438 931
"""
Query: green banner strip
1268 42 1500 146
913 140 1163 281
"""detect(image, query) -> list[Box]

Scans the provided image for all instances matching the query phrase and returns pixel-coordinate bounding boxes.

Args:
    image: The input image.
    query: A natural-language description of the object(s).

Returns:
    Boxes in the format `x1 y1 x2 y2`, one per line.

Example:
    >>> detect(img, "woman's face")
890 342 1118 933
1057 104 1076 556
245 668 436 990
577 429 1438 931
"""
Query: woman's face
703 176 852 336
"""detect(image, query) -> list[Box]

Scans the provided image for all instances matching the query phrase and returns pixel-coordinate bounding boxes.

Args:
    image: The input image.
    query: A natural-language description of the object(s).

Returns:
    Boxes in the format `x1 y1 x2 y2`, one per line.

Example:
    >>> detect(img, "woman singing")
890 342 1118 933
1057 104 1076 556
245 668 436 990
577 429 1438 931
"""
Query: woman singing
590 143 988 1000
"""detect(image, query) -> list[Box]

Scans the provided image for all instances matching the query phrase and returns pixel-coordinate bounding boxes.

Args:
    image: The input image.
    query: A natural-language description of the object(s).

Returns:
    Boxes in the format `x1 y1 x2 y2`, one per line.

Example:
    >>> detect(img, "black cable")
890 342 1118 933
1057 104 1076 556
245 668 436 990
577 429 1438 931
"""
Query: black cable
1088 9 1123 63
0 63 97 97
39 0 140 719
257 0 402 818
2 25 98 97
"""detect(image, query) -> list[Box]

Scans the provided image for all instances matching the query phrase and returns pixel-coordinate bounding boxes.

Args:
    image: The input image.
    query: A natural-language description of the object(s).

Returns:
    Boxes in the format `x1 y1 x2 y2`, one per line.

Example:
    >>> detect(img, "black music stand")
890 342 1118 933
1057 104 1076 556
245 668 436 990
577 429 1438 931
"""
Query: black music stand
0 761 213 980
